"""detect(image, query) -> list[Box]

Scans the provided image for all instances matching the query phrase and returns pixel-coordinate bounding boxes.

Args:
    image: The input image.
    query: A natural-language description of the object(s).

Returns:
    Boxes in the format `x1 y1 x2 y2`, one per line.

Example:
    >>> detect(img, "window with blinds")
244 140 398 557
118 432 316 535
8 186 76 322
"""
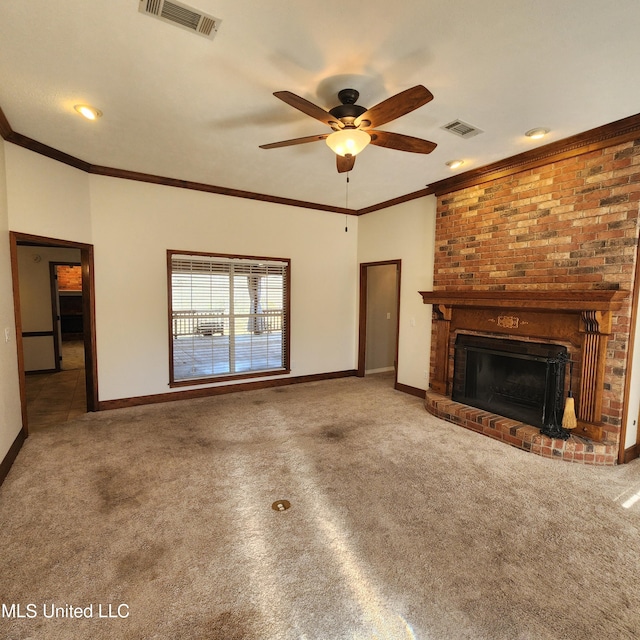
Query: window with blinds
168 251 290 385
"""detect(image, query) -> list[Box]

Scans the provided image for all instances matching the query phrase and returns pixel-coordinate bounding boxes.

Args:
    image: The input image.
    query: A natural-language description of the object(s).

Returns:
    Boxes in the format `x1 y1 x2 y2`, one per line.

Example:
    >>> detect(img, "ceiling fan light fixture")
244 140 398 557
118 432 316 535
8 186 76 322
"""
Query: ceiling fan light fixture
326 128 371 157
74 104 102 120
525 127 549 140
446 159 464 169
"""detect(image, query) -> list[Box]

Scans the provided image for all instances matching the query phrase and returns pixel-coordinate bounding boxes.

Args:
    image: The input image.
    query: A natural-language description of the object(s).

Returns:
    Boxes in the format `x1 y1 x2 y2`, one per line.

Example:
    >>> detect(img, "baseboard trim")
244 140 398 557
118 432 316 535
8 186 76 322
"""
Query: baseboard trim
98 370 358 410
395 382 426 398
624 444 639 464
0 428 27 487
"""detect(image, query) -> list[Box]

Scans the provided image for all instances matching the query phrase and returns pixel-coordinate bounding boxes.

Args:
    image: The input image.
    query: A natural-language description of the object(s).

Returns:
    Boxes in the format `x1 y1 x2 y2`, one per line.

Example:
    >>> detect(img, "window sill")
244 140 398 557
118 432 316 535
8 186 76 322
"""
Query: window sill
169 368 291 388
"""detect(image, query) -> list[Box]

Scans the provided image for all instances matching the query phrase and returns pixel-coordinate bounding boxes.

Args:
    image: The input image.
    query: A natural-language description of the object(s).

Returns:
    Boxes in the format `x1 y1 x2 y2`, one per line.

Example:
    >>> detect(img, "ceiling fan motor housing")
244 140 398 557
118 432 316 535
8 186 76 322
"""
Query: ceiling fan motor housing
329 88 367 126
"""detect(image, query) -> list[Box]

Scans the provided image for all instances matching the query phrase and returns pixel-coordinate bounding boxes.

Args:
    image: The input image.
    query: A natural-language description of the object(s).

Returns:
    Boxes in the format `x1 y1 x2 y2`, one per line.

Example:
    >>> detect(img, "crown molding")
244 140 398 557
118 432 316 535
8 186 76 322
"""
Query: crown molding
355 186 435 215
0 106 13 140
88 165 355 215
2 104 640 214
0 105 356 216
429 112 640 196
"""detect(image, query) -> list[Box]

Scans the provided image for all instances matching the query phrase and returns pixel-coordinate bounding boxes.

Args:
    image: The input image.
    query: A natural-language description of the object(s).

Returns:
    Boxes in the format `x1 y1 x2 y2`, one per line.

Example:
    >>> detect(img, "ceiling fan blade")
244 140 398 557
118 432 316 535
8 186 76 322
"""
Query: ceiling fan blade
273 91 343 129
336 154 355 173
369 130 437 154
259 133 329 149
355 85 434 129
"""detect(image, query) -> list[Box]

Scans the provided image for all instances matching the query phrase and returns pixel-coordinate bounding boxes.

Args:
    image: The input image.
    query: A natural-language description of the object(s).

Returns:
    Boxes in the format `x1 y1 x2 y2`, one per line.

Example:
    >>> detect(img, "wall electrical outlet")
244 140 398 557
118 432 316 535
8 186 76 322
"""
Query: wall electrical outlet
4 327 10 343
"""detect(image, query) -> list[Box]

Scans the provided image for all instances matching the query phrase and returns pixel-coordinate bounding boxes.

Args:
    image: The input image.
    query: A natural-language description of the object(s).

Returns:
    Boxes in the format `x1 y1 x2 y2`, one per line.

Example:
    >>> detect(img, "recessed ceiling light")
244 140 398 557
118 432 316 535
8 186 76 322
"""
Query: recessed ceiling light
446 160 464 169
525 128 549 139
74 104 102 120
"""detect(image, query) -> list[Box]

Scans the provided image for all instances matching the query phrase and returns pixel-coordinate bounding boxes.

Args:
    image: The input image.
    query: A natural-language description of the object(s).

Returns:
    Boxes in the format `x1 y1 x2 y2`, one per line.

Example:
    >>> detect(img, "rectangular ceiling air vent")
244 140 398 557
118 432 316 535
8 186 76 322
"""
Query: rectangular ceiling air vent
441 119 484 139
139 0 221 39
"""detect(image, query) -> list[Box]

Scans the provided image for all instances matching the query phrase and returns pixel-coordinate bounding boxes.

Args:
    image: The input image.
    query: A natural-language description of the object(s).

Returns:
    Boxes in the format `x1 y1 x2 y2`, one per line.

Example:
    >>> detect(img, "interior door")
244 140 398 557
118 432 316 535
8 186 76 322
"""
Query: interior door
357 260 401 384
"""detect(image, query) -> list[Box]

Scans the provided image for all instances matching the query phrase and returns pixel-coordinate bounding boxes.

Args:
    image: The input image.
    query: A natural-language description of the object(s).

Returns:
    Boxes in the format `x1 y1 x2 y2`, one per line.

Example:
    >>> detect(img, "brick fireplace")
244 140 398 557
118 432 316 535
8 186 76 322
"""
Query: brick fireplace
420 289 628 463
421 137 640 464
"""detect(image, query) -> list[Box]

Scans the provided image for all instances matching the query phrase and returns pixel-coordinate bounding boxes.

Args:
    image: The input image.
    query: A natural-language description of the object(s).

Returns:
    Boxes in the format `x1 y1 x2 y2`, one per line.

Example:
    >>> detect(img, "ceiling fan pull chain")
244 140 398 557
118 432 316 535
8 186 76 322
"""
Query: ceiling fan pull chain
345 174 350 232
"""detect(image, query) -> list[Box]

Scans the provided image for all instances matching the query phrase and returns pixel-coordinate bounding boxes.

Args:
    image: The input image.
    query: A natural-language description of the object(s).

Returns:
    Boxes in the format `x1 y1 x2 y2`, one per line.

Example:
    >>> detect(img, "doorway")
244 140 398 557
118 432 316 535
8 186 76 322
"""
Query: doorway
51 262 84 369
358 260 401 386
9 232 98 434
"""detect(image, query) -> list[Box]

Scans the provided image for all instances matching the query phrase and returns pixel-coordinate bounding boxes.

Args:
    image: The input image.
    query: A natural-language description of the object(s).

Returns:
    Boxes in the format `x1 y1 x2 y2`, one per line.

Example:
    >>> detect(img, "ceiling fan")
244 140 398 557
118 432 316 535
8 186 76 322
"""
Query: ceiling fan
259 85 437 173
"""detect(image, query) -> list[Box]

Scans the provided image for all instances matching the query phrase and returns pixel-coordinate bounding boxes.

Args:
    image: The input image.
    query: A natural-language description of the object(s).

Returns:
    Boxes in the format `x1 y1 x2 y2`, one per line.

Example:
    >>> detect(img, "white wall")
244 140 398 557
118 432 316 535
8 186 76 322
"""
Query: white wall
89 176 359 401
0 140 23 460
5 145 92 243
625 316 640 449
3 146 359 404
358 197 437 391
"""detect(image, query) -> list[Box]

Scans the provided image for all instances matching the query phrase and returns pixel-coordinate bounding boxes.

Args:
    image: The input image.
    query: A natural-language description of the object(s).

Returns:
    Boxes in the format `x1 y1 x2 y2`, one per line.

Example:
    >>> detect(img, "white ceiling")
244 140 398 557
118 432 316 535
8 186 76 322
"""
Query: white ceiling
1 0 640 211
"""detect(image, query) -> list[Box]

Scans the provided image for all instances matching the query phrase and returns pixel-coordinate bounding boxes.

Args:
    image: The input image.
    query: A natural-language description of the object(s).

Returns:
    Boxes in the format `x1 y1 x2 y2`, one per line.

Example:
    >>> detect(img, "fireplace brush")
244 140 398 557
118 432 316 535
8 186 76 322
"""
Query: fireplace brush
562 359 577 430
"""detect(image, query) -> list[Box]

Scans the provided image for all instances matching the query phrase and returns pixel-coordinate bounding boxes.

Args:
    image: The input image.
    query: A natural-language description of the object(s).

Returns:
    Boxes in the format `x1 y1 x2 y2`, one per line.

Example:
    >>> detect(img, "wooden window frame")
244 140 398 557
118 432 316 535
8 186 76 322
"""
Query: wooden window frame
167 249 291 387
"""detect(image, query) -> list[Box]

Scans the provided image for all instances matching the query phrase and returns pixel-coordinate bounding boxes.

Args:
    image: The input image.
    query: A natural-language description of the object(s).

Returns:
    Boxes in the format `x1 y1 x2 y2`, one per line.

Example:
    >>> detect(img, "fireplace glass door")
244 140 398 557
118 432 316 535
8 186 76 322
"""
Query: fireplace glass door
452 335 567 428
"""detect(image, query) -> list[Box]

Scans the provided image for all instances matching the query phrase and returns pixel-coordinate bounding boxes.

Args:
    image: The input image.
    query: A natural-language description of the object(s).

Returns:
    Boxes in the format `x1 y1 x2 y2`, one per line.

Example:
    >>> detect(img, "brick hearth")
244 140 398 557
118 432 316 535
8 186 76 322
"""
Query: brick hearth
426 390 618 465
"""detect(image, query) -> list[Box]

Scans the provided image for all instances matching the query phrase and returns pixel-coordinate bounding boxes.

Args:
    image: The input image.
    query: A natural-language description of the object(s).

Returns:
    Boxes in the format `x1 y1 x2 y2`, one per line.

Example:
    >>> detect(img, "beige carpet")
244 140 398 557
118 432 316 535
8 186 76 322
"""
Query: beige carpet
1 373 640 639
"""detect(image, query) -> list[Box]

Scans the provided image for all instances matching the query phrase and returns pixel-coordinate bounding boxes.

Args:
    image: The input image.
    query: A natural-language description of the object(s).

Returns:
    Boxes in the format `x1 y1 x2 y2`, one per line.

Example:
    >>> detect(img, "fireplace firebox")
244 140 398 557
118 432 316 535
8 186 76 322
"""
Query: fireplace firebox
452 335 568 432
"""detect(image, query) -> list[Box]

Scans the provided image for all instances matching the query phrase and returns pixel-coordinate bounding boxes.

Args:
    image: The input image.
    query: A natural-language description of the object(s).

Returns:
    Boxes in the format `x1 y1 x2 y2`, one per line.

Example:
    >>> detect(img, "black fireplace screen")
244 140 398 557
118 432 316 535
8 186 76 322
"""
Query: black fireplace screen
452 334 567 429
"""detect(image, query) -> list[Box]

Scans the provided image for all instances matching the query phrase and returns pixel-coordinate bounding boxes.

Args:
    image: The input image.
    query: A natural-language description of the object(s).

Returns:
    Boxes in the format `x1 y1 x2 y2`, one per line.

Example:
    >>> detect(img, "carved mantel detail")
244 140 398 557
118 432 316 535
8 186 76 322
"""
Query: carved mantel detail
579 310 612 427
419 290 629 442
489 315 529 329
431 304 452 395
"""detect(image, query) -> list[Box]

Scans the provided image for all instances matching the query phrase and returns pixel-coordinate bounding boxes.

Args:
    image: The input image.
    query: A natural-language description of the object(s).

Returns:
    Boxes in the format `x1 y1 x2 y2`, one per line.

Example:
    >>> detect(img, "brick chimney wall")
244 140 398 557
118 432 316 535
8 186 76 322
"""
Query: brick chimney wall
432 139 640 443
57 265 82 291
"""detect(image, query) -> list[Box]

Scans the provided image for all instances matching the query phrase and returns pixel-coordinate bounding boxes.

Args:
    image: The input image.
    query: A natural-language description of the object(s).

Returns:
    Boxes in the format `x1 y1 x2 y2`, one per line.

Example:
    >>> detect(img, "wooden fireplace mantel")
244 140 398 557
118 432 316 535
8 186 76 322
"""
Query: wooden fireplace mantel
419 289 628 312
419 288 630 442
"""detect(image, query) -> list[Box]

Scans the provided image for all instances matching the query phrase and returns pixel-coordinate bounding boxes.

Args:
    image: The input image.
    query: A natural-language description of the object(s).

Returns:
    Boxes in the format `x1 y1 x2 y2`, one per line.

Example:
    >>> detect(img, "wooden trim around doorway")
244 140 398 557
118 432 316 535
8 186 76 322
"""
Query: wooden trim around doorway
0 428 26 487
9 232 99 435
358 260 401 385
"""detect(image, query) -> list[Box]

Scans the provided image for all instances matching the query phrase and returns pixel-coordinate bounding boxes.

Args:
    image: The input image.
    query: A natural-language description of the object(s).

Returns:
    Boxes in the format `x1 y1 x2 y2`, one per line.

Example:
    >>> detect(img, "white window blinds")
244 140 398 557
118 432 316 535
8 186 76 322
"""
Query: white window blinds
169 252 290 384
